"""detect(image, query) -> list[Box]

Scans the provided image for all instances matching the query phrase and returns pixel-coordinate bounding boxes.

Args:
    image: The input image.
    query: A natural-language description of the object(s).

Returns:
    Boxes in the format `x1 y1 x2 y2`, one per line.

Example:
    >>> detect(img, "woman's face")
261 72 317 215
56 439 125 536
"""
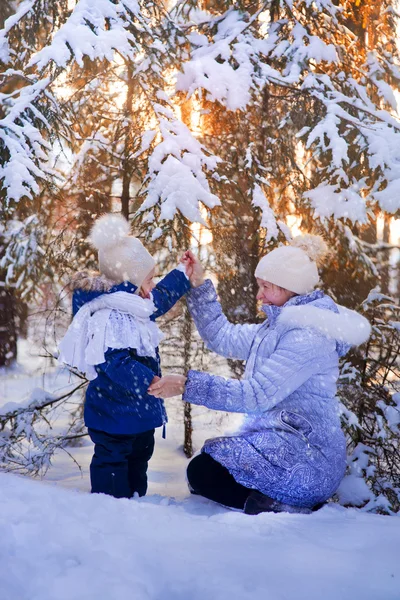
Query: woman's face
139 268 156 299
256 278 294 307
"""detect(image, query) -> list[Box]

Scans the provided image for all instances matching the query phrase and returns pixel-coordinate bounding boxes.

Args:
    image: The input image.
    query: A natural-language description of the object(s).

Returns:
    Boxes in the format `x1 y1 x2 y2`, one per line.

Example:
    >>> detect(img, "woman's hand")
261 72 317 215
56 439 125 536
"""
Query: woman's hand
148 374 187 398
181 250 205 288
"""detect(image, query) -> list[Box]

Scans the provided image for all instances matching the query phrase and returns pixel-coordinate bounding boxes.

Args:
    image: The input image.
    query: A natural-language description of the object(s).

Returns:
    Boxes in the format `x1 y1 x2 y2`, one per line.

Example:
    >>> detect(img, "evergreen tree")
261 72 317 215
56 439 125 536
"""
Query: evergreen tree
0 0 399 508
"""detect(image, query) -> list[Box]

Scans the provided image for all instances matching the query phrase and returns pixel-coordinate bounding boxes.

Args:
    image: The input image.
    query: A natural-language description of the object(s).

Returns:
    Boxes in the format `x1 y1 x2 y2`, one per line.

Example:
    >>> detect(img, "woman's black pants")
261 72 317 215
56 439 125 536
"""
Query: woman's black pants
187 452 253 510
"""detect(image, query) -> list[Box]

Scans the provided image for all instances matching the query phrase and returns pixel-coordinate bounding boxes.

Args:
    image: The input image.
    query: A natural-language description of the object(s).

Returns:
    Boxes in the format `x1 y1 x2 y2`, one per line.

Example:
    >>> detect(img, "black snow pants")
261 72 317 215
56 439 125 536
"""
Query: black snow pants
88 428 155 499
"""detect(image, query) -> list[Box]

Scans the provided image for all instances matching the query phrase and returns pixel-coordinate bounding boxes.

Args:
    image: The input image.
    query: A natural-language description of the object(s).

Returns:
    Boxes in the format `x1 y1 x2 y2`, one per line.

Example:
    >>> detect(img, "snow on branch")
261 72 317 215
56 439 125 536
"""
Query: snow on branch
0 380 87 476
175 1 400 224
0 77 59 210
0 0 37 63
304 185 368 224
0 0 145 209
338 291 400 513
28 0 140 69
176 9 267 111
252 184 279 242
0 0 221 239
0 216 45 294
138 111 220 232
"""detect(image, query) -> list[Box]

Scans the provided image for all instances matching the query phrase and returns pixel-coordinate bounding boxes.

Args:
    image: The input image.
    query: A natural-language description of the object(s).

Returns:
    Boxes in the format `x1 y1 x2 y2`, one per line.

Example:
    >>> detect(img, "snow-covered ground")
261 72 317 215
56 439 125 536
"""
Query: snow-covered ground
1 340 400 600
2 472 400 600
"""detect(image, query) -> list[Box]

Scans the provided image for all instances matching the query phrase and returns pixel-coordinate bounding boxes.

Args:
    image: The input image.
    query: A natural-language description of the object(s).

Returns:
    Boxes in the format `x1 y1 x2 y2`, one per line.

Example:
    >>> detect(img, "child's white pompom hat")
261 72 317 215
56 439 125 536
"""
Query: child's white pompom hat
89 214 155 289
255 234 328 295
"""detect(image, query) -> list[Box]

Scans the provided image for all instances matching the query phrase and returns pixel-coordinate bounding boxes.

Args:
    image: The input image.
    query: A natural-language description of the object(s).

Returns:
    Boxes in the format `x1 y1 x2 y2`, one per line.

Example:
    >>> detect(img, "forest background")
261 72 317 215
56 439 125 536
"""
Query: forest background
0 0 399 513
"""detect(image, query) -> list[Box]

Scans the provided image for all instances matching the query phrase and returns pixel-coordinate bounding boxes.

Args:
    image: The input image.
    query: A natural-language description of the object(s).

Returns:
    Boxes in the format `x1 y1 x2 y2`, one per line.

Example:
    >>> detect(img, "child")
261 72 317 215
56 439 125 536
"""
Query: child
59 214 191 499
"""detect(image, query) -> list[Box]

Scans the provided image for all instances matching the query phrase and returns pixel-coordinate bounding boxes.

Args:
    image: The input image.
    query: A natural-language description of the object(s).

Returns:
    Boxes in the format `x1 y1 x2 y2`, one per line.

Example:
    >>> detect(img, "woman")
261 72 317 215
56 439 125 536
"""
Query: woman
149 236 371 514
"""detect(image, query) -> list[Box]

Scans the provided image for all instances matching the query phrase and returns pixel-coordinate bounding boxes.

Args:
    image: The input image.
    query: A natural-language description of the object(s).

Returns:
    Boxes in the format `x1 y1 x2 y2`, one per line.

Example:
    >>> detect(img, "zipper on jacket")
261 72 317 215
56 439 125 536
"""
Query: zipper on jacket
278 411 330 461
278 411 311 447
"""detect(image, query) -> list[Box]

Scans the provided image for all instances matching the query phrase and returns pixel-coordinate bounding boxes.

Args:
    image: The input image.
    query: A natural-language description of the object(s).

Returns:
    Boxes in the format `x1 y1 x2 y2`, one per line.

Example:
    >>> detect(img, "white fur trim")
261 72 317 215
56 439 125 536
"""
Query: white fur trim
278 304 371 346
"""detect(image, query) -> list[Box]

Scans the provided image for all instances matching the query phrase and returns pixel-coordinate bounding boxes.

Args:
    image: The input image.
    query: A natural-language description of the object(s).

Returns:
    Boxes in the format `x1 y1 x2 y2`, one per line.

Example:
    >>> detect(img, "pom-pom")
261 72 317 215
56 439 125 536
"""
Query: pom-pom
89 214 130 251
291 234 328 265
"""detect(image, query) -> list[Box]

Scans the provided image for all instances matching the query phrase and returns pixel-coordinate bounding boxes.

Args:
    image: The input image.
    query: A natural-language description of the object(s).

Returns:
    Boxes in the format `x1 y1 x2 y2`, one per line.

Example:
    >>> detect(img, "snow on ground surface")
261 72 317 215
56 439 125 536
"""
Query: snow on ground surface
1 340 400 600
2 472 400 600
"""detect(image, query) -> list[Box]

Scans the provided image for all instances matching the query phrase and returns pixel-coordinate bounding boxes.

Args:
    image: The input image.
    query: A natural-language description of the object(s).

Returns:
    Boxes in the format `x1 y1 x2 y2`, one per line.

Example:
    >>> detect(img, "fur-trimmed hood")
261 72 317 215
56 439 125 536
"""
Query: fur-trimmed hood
278 303 371 346
70 271 122 293
263 290 371 356
263 290 371 357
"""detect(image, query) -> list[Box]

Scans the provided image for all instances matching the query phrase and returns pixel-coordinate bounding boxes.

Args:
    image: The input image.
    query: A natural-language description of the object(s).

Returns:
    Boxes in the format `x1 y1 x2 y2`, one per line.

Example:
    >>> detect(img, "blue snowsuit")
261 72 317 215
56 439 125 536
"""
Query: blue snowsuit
72 269 190 498
183 280 370 508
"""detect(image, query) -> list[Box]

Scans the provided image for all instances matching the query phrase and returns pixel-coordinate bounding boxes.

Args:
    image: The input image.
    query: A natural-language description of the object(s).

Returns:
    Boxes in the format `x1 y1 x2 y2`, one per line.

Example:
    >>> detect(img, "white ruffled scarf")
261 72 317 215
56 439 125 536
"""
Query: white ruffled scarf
58 292 164 380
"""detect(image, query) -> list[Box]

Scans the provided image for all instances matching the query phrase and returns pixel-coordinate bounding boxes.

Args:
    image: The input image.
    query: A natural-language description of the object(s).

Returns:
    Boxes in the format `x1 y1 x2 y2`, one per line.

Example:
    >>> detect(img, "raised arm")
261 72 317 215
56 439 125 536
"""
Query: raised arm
187 279 260 360
151 268 191 319
182 328 338 413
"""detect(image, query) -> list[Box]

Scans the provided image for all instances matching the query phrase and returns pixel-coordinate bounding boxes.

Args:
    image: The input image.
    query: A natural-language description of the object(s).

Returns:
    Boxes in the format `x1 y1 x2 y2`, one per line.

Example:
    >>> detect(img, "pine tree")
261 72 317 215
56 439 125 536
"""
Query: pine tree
171 0 400 344
1 0 400 507
338 290 400 513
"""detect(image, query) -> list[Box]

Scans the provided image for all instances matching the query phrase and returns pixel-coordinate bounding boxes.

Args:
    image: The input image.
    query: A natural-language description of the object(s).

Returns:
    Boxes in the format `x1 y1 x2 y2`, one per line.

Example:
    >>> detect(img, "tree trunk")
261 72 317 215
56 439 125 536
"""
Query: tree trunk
0 2 22 366
0 283 17 366
182 290 193 458
381 214 391 295
397 249 400 302
121 65 135 219
0 1 13 27
183 395 193 459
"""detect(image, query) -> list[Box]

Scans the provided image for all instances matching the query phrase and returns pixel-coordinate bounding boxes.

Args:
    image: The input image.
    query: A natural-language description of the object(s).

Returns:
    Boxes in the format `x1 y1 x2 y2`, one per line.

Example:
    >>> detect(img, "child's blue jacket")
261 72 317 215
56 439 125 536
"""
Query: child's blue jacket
72 269 190 435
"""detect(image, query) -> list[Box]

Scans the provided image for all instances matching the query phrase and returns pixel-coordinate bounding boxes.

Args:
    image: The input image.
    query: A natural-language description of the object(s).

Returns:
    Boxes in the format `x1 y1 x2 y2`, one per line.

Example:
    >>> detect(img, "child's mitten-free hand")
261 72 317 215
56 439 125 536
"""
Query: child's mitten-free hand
148 374 187 398
150 375 161 387
180 250 205 288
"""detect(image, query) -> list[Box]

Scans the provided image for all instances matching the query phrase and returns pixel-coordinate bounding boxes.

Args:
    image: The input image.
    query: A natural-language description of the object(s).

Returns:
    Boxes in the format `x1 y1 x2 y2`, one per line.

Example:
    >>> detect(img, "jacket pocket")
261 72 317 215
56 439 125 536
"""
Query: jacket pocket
279 410 313 440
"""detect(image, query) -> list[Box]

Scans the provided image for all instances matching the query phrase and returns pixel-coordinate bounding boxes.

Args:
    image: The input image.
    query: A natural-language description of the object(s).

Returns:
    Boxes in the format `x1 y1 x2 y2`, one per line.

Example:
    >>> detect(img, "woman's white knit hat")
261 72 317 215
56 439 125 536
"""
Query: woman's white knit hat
89 214 155 290
255 235 328 295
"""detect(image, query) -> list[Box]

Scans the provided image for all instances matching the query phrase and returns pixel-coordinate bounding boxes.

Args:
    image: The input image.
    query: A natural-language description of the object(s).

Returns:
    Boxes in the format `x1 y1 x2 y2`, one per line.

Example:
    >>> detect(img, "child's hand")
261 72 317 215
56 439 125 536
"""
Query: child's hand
180 254 194 279
150 375 161 387
180 250 205 288
148 374 187 398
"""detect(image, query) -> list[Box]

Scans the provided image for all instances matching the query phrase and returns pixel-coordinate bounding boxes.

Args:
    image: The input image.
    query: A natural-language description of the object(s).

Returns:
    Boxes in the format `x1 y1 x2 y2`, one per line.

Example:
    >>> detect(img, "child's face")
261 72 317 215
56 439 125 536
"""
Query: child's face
256 278 294 307
139 268 156 299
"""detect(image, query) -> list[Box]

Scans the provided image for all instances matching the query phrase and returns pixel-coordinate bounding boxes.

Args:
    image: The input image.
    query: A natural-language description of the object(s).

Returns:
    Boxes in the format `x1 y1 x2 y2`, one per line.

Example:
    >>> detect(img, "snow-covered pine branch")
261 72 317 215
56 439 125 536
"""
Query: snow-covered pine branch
0 215 45 292
0 380 87 476
0 0 143 209
0 0 221 292
137 108 220 237
338 290 400 513
175 1 400 227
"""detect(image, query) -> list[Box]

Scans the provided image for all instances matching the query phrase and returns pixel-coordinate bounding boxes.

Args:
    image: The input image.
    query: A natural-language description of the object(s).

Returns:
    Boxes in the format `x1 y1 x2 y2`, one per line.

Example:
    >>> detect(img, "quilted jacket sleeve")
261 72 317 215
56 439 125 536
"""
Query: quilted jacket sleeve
186 279 261 360
182 327 338 413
